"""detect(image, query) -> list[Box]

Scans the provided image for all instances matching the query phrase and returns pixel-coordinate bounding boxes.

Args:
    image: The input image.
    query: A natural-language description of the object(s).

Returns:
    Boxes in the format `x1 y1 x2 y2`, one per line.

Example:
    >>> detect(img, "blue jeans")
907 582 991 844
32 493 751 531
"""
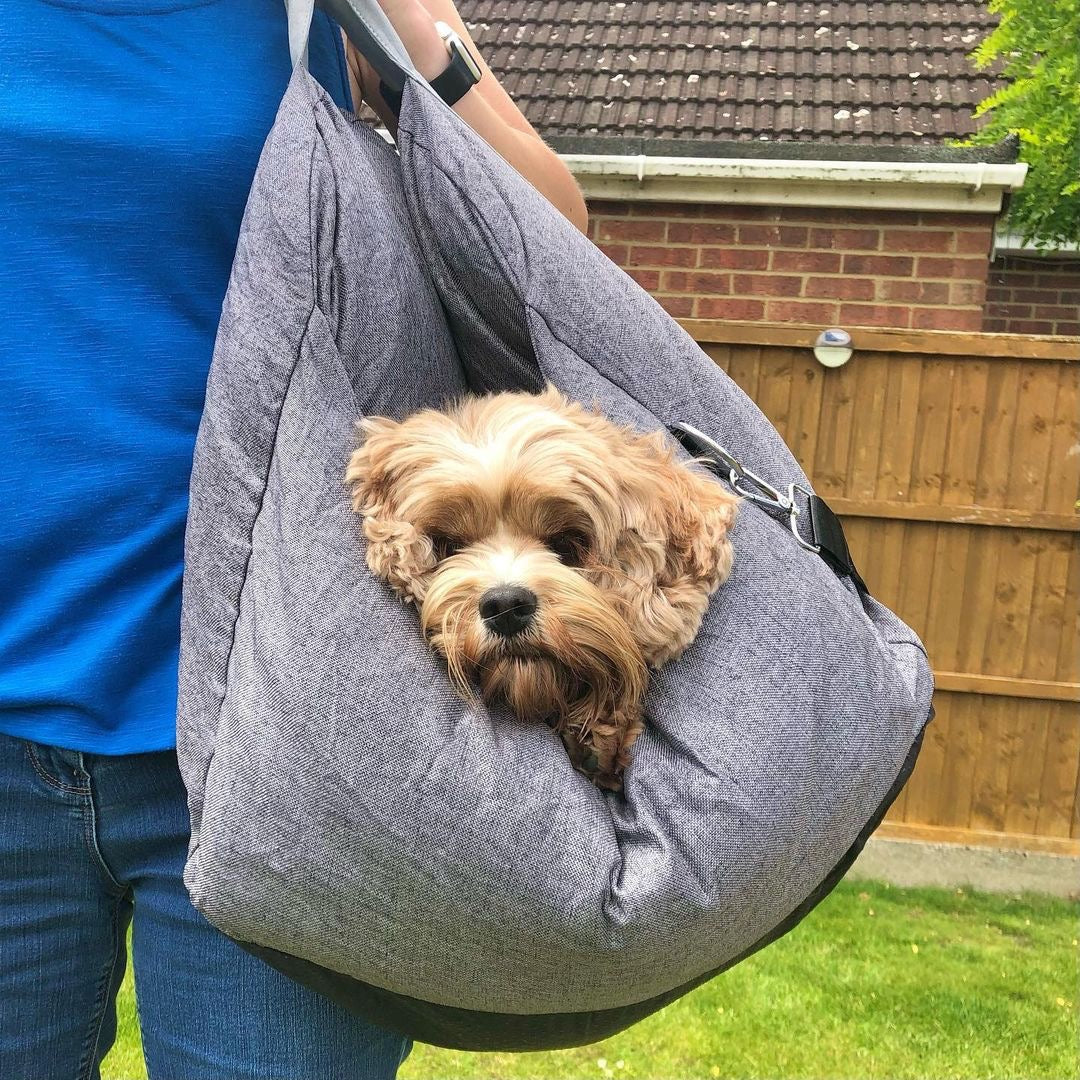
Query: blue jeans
0 732 412 1079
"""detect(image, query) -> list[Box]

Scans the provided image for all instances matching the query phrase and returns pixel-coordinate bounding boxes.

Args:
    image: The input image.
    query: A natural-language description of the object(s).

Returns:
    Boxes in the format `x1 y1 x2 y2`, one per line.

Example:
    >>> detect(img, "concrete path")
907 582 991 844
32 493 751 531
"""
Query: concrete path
846 836 1079 899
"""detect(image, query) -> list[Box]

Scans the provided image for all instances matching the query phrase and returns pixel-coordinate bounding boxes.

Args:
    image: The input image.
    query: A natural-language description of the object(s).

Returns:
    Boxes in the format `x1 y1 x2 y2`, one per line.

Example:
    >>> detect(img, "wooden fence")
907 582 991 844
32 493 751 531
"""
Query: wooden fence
683 320 1080 856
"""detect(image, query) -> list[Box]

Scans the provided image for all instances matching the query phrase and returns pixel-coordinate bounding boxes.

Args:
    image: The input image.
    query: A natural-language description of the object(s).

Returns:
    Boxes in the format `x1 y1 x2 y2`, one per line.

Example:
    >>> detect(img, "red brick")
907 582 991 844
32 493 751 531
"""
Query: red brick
982 318 1007 333
737 224 810 246
1009 305 1038 318
877 279 950 304
839 303 912 328
779 226 811 246
918 211 997 230
1054 322 1080 335
1058 290 1080 305
954 229 994 255
656 295 695 317
805 276 875 301
916 256 989 280
661 270 732 294
850 209 923 227
629 201 700 217
1002 257 1042 271
737 224 782 245
596 218 667 242
911 307 983 331
842 253 914 276
627 245 697 267
587 200 632 216
731 273 804 297
776 206 831 221
772 250 843 273
696 297 767 320
807 208 920 227
764 300 839 324
1012 288 1056 304
702 205 783 222
1004 319 1057 334
1034 304 1080 321
881 228 953 253
950 281 987 306
596 242 629 265
986 302 1031 319
809 227 880 251
1036 270 1080 289
699 247 770 270
667 222 737 244
627 269 661 290
993 270 1040 288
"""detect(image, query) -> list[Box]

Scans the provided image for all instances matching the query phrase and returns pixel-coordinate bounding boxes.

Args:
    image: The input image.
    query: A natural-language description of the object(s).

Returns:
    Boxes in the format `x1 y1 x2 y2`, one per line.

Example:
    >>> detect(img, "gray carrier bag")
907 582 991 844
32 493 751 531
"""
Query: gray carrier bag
178 0 934 1052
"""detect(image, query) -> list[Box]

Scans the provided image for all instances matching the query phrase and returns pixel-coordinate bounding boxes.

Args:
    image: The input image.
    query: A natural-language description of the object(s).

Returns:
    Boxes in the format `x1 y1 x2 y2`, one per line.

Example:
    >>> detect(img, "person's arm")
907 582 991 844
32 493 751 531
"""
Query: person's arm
341 0 588 233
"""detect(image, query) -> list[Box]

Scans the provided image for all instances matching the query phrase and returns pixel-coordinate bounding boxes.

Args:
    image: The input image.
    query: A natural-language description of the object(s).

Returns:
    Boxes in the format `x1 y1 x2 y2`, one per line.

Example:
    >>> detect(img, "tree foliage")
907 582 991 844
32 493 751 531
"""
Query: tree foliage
966 0 1080 248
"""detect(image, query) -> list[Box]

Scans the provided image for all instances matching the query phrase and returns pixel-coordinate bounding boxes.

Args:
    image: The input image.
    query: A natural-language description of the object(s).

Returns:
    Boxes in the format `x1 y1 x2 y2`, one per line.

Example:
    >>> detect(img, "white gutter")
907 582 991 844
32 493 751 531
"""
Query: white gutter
562 155 1028 214
992 228 1080 256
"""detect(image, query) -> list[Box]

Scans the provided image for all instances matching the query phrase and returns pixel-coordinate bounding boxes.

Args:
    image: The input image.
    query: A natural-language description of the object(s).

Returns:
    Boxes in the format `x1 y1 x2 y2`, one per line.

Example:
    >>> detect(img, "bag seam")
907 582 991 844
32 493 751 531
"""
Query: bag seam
398 96 531 316
192 117 320 849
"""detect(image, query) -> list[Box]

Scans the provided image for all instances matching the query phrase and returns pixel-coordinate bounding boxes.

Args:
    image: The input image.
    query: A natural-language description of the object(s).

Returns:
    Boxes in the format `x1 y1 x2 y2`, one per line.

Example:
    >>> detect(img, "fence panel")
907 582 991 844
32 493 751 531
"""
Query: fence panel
688 321 1080 854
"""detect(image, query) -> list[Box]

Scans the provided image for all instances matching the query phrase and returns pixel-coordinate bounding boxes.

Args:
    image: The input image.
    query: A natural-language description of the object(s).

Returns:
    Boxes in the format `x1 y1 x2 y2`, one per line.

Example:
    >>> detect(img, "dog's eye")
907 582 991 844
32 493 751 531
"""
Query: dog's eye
547 530 590 567
429 533 463 561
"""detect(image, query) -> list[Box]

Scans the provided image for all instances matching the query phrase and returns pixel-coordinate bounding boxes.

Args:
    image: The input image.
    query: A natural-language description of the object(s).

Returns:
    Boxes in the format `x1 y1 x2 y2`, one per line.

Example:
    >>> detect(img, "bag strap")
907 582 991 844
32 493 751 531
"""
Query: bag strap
289 3 869 598
286 0 316 70
282 0 421 106
670 423 869 597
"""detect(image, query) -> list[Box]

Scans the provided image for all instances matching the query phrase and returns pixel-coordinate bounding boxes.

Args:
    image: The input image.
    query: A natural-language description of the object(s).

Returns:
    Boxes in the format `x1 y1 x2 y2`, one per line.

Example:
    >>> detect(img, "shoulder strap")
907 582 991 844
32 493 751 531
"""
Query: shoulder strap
286 0 316 69
311 0 420 106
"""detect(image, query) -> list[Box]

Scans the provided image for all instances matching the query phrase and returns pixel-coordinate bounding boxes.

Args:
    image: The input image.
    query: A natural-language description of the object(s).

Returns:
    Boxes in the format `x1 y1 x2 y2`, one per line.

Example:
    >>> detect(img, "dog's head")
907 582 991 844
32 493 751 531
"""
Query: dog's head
346 386 739 787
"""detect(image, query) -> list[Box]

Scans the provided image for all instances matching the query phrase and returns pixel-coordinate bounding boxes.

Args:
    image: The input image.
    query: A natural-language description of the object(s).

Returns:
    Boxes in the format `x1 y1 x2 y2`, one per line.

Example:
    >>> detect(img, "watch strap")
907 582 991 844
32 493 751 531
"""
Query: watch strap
429 52 478 107
380 28 481 117
377 48 477 116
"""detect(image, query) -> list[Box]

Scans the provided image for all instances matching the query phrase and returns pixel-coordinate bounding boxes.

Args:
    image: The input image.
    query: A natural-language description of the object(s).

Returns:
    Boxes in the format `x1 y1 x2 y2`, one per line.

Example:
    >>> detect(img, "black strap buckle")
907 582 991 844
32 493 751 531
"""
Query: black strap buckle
671 422 868 596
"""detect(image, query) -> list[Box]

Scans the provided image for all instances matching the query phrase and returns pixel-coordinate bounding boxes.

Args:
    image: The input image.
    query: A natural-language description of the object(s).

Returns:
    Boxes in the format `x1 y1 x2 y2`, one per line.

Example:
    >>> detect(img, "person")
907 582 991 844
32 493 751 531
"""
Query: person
0 1 586 1077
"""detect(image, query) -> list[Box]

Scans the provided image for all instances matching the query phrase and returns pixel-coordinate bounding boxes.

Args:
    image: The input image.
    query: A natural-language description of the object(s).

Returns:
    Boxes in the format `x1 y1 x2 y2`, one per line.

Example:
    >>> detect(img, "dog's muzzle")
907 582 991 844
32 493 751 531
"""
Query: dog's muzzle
479 585 537 638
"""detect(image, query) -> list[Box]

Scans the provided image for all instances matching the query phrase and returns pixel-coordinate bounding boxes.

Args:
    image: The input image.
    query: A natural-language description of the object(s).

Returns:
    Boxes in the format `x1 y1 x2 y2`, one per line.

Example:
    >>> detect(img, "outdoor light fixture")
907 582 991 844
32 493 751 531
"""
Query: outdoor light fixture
813 328 853 368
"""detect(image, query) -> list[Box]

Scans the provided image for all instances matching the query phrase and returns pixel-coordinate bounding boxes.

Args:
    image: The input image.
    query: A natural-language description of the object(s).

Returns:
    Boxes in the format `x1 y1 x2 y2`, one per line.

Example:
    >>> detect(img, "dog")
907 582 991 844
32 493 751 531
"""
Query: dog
345 387 739 792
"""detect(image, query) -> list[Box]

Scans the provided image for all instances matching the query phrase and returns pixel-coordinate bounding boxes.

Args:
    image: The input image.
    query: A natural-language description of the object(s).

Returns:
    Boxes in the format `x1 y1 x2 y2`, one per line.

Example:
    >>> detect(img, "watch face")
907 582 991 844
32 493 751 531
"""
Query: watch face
435 20 483 84
454 41 483 84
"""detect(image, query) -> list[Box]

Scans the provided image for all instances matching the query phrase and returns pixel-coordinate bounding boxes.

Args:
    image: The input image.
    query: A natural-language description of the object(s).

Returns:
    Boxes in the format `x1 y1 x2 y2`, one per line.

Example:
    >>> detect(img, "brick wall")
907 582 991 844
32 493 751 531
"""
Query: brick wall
984 254 1080 336
588 201 996 332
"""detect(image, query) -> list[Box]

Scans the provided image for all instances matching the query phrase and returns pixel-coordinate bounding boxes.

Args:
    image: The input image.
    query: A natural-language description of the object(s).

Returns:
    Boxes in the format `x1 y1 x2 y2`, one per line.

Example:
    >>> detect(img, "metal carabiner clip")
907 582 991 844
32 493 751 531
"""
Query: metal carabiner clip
670 422 821 553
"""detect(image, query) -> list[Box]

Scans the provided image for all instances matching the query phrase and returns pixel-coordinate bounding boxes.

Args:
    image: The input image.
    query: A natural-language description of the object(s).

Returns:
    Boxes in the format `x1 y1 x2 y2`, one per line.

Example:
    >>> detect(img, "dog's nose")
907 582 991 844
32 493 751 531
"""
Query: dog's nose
479 585 537 638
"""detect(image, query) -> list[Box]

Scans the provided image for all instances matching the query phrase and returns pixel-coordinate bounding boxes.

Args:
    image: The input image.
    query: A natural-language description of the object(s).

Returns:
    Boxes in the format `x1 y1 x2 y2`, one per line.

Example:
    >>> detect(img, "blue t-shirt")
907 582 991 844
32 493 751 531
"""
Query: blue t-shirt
0 2 352 754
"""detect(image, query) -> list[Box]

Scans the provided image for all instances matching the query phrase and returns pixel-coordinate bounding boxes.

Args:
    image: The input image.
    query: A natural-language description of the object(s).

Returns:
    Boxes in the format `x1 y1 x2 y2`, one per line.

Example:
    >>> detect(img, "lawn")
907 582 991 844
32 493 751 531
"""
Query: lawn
102 880 1078 1080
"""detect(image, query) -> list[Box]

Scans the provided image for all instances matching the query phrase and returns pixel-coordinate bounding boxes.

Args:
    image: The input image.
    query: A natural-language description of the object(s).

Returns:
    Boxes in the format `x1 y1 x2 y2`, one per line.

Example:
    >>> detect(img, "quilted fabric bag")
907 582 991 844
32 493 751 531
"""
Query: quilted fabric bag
177 0 934 1051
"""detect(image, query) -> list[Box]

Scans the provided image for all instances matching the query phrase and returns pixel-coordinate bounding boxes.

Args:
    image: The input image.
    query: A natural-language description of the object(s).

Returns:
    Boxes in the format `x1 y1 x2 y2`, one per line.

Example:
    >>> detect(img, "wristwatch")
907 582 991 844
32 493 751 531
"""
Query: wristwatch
429 21 483 106
377 20 482 116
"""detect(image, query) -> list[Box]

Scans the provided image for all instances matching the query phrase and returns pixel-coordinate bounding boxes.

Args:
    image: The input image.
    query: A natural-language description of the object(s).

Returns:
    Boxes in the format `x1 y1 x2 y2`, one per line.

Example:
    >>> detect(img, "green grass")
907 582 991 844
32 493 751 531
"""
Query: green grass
102 881 1079 1080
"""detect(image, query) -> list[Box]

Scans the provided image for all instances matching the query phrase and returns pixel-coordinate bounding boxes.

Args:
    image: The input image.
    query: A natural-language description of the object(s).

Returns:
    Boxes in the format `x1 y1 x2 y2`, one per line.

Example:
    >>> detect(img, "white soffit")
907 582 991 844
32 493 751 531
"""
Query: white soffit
563 155 1029 214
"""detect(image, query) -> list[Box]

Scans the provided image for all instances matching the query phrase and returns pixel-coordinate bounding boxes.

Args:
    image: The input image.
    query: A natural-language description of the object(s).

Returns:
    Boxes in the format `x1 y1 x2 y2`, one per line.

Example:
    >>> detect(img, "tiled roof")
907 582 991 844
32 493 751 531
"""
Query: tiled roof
459 1 1006 145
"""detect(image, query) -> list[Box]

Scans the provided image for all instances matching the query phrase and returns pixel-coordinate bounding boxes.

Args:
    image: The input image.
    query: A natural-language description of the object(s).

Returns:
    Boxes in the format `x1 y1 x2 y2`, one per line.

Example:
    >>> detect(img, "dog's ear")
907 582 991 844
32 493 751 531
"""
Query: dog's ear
345 417 435 605
646 433 739 590
613 433 739 666
345 417 398 507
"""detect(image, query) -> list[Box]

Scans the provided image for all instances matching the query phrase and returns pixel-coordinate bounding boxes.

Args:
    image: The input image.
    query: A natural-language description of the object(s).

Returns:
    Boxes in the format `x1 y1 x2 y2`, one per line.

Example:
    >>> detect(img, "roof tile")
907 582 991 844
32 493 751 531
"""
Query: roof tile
461 0 1005 142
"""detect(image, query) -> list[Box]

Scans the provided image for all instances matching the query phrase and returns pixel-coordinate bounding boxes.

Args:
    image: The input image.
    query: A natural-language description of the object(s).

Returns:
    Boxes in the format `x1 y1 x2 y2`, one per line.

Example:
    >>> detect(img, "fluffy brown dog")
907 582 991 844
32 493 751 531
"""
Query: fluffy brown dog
346 387 739 791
